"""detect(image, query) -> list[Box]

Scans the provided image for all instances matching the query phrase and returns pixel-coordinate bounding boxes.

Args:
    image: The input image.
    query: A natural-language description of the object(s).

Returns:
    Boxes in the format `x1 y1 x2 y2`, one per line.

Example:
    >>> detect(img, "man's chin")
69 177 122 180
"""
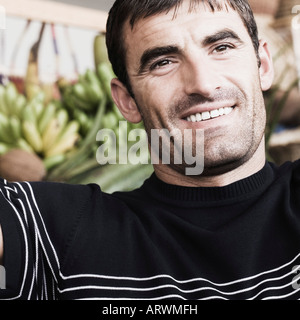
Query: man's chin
173 156 249 178
164 159 236 178
201 151 257 177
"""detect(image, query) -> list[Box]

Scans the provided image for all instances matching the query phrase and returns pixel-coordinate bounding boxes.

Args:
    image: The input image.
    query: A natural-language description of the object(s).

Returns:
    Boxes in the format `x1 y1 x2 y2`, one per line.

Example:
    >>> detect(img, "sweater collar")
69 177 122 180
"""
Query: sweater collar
142 162 274 203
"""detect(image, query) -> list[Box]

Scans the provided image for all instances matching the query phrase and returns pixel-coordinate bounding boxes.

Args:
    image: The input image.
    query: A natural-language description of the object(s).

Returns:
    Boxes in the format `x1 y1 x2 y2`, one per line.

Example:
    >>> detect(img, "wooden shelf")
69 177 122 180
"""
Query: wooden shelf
0 0 108 31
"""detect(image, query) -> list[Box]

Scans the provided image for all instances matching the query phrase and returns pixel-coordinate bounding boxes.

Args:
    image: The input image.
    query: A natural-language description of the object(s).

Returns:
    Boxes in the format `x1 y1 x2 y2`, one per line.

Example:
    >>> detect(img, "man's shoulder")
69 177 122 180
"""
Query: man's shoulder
30 180 99 197
290 159 300 184
269 159 300 187
0 178 103 218
292 159 300 170
30 180 102 212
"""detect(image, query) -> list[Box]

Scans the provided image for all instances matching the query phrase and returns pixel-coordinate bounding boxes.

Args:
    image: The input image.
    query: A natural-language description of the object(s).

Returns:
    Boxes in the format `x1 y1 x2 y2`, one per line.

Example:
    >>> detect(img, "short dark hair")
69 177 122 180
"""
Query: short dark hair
106 0 260 94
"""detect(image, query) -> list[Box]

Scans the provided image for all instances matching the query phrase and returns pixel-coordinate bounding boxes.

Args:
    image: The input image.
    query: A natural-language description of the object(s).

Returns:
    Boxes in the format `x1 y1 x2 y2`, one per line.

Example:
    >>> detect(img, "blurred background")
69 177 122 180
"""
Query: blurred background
1 0 114 81
0 0 299 191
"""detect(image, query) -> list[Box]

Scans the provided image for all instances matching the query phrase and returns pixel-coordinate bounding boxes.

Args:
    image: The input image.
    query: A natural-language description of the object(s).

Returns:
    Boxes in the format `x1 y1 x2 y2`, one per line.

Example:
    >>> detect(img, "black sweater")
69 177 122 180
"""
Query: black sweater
0 160 300 300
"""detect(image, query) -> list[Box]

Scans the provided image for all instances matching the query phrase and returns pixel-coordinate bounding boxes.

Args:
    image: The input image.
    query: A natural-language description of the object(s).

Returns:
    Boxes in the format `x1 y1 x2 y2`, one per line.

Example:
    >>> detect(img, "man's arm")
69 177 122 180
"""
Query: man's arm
0 224 3 265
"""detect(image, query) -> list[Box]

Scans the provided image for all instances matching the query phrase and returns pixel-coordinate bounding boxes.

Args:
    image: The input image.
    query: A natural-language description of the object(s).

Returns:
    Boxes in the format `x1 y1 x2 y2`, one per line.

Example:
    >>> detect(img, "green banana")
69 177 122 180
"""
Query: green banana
72 70 104 106
4 82 18 114
94 32 110 68
45 132 79 158
72 94 96 112
28 91 45 107
63 69 105 113
0 113 14 144
42 118 64 152
85 117 94 134
85 68 101 84
0 142 11 155
87 81 104 103
59 120 80 139
45 98 107 182
56 108 69 130
22 120 43 153
97 62 115 100
85 69 105 98
80 78 102 104
31 101 44 121
9 116 22 141
38 102 57 134
14 94 27 117
22 105 37 123
73 82 90 102
17 138 34 153
45 120 80 157
62 87 77 110
0 78 84 173
0 85 8 115
0 85 28 118
74 109 91 135
102 111 118 130
43 154 66 170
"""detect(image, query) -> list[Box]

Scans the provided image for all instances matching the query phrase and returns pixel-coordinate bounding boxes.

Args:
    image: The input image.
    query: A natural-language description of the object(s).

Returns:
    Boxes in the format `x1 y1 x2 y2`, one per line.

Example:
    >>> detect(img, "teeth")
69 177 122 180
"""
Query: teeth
185 107 234 123
210 109 219 118
224 107 233 115
190 114 196 123
201 111 210 121
196 113 202 122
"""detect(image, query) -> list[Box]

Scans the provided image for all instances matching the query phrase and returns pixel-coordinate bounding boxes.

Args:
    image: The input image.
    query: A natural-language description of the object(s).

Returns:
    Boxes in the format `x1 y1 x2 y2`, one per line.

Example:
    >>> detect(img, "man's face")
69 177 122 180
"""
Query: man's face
120 1 272 176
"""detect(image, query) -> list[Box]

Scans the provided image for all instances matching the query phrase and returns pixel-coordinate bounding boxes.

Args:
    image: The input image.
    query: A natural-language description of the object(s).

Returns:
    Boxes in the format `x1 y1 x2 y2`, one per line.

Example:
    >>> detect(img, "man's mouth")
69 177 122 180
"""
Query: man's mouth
184 106 236 123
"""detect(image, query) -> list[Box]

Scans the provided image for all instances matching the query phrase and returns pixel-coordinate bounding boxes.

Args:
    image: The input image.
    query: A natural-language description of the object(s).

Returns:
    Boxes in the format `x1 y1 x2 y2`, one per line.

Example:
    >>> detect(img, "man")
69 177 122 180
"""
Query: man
0 0 300 300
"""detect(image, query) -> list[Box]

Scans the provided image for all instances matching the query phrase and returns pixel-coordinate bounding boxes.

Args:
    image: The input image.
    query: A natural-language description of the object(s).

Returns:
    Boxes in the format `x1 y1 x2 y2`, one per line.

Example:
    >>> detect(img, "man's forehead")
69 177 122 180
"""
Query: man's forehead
127 0 235 29
123 2 245 44
126 0 235 27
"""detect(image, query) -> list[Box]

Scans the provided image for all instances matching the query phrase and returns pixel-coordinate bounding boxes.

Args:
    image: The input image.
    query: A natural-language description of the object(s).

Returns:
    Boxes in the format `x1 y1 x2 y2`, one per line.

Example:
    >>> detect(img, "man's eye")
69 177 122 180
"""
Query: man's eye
150 59 172 70
213 44 234 54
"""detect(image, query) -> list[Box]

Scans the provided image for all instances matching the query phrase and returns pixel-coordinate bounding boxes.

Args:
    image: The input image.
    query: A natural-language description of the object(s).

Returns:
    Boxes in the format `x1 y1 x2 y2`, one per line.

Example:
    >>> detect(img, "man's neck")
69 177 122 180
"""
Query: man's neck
154 139 266 187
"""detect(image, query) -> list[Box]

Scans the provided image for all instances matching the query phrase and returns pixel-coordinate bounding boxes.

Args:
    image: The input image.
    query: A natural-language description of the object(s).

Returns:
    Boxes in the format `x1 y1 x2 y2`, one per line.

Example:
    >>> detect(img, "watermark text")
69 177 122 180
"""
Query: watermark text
96 121 205 176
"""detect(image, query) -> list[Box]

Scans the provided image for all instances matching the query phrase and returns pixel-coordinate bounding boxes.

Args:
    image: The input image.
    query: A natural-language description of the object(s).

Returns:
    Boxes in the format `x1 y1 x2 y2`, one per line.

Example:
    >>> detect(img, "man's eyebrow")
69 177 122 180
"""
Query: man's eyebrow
138 29 243 73
139 45 180 73
202 28 244 47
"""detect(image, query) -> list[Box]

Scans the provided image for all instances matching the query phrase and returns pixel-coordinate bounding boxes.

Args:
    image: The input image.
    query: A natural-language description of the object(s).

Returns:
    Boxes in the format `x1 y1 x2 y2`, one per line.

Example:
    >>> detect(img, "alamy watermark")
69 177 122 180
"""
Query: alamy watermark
0 5 6 30
0 265 5 289
96 121 205 175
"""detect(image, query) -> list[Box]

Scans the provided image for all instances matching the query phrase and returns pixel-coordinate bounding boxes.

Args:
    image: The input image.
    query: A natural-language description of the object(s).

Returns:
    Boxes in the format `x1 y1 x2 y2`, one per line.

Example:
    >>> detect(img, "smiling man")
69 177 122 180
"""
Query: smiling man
0 0 300 300
109 0 273 186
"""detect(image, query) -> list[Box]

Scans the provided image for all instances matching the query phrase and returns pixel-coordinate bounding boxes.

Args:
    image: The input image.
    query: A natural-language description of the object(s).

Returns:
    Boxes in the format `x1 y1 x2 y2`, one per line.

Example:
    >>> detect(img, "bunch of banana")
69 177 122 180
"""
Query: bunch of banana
21 99 81 169
60 68 107 137
63 63 125 135
48 33 148 186
62 68 104 113
0 82 81 170
0 82 28 153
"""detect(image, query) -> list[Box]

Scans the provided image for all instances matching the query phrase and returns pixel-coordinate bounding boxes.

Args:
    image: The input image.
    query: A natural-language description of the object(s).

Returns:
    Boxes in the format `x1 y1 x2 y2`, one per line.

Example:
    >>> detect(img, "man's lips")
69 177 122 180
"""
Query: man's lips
181 104 237 123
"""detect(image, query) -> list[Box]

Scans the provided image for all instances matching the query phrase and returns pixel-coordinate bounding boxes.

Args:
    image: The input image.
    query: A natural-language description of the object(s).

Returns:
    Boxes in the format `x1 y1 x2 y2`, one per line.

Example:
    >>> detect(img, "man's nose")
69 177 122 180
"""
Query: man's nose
182 54 222 98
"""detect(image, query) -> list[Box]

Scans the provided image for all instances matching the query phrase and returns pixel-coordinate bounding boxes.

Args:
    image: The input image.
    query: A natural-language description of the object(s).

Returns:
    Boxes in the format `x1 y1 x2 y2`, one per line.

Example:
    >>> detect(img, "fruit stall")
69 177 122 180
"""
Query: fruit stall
0 0 299 191
0 0 153 192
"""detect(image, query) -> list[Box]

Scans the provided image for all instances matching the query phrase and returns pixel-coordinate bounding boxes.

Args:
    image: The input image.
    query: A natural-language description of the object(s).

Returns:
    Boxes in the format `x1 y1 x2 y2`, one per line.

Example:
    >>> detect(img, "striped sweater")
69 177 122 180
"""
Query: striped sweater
0 160 300 300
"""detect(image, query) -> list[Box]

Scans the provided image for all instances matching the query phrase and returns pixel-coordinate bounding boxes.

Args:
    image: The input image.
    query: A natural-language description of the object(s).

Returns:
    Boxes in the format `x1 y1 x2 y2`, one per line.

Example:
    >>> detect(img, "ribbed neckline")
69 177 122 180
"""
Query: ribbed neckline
142 162 274 203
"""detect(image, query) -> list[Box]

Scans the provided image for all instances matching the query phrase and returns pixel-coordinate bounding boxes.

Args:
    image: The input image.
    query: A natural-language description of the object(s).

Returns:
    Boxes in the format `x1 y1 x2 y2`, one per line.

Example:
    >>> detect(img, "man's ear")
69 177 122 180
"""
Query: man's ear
111 78 142 123
258 40 274 91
